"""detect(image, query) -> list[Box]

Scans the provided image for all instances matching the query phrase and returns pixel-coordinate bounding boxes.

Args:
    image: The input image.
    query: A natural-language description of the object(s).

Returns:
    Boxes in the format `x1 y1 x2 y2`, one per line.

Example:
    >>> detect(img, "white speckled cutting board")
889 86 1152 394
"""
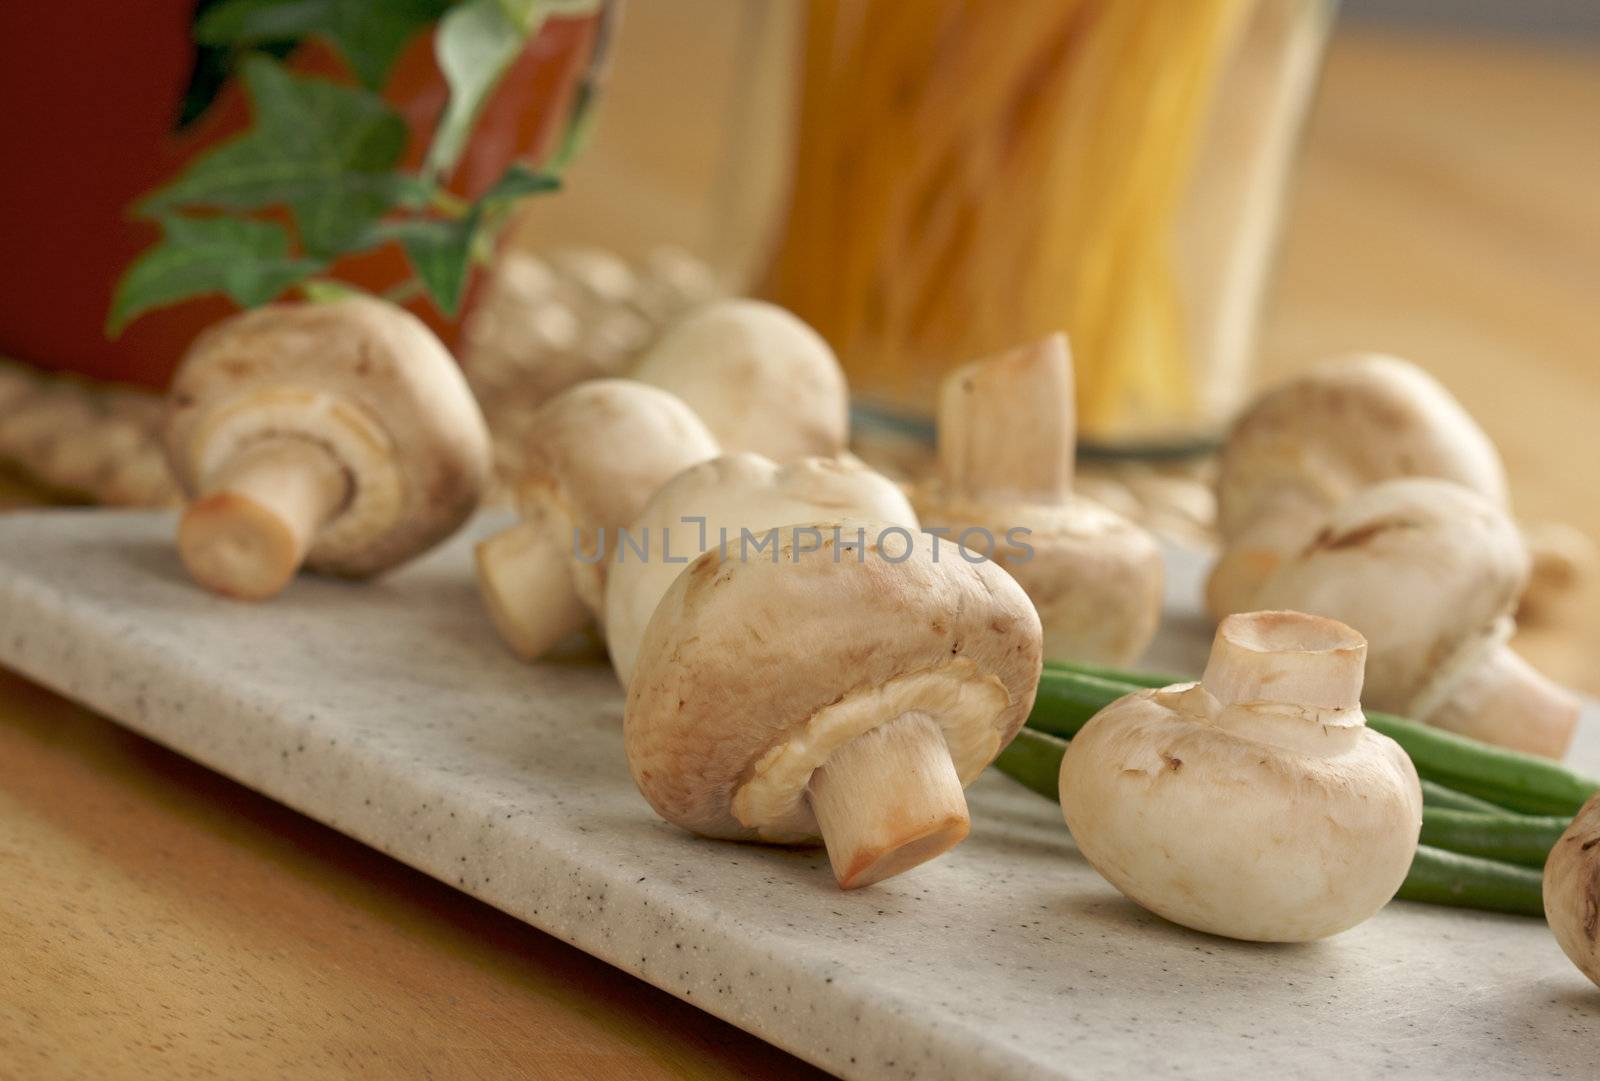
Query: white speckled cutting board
0 509 1595 1081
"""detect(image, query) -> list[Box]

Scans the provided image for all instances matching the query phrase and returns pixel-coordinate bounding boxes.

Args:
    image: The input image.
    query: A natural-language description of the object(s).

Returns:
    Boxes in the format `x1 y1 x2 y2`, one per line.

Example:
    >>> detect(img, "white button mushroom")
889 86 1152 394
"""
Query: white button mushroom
912 334 1163 666
631 299 850 461
602 452 918 685
1244 477 1580 759
1061 610 1423 942
1210 354 1507 618
164 299 493 601
625 524 1043 889
475 379 718 661
1544 793 1600 991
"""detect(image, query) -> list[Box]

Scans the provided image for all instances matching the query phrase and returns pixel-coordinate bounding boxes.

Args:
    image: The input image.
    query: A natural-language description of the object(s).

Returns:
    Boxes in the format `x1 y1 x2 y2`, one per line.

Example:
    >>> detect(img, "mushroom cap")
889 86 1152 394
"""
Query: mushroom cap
1544 793 1600 989
631 299 849 461
1061 681 1421 941
1210 354 1506 614
511 379 719 612
914 487 1163 666
1249 477 1528 714
604 452 919 684
625 524 1042 842
164 298 491 577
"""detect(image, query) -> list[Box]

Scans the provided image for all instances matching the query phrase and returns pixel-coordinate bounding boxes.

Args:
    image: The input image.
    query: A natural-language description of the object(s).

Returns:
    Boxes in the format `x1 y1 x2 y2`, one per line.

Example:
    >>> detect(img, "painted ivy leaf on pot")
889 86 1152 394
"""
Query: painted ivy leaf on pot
107 217 322 335
425 0 602 179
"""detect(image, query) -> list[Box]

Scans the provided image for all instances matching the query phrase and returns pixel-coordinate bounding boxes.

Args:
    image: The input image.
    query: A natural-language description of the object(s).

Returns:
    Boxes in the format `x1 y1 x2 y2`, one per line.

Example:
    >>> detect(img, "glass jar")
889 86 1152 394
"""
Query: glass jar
760 0 1336 450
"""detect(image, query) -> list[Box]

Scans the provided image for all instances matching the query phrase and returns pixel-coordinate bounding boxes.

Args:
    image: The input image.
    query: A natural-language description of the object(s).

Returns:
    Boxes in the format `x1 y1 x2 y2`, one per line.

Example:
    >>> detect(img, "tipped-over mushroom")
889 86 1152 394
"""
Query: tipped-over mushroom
1241 477 1580 759
626 524 1042 889
1061 610 1422 942
164 299 492 600
631 299 849 461
1544 793 1600 991
1210 354 1506 617
912 335 1163 666
476 380 717 660
603 453 918 685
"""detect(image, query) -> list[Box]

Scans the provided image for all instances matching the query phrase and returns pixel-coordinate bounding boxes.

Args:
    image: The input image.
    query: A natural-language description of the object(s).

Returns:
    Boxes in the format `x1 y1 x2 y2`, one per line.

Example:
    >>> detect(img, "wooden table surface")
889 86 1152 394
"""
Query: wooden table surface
3 29 1598 1081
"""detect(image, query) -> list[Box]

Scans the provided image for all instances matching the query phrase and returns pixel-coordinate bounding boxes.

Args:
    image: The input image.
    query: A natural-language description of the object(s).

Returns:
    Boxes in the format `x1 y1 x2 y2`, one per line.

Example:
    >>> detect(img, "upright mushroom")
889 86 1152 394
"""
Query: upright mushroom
476 379 718 660
1061 610 1422 942
1244 477 1580 758
631 299 850 461
1544 793 1600 991
912 334 1163 666
164 299 492 600
603 452 918 685
626 524 1042 889
1209 354 1506 617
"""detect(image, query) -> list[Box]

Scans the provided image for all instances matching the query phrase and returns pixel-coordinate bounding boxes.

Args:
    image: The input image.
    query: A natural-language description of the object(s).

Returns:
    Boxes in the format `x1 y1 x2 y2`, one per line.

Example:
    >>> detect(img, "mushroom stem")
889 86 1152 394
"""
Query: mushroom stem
1426 646 1580 760
1203 495 1327 617
474 521 589 660
937 335 1075 501
1202 610 1367 714
177 437 349 600
807 712 970 889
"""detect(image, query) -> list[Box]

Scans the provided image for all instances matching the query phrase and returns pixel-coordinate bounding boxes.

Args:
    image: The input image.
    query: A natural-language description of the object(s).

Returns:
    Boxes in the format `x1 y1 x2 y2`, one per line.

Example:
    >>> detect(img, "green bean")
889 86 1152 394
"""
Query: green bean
1042 660 1178 688
1419 807 1570 868
1396 845 1545 917
1365 710 1597 816
993 727 1068 801
1028 669 1141 740
1419 779 1511 815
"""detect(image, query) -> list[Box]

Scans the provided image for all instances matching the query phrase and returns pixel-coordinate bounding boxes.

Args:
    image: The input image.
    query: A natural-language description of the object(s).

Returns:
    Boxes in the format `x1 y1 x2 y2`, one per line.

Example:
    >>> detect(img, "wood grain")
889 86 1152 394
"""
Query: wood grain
0 669 826 1080
1 28 1597 1081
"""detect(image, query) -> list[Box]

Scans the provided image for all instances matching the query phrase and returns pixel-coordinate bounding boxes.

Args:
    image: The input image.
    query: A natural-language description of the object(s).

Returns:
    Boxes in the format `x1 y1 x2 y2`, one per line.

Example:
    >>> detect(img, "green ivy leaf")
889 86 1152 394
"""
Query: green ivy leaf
381 216 480 318
370 163 561 316
139 58 414 259
195 0 452 89
107 217 321 335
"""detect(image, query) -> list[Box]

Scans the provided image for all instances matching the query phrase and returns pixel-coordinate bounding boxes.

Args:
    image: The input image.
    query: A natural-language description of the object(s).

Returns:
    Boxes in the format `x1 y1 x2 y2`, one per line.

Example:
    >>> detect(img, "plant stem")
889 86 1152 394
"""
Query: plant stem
382 279 426 304
432 190 473 219
429 187 473 219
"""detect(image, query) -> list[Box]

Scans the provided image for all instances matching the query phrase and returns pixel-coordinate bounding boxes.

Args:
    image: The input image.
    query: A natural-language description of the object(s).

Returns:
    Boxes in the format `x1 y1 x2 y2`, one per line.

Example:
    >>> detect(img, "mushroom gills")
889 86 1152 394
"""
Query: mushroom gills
177 436 349 600
806 712 970 890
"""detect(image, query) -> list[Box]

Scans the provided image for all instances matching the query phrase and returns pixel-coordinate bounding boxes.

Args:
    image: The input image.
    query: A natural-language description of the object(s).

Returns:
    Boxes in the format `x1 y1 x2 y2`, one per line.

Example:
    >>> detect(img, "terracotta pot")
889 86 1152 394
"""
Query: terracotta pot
0 2 604 388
